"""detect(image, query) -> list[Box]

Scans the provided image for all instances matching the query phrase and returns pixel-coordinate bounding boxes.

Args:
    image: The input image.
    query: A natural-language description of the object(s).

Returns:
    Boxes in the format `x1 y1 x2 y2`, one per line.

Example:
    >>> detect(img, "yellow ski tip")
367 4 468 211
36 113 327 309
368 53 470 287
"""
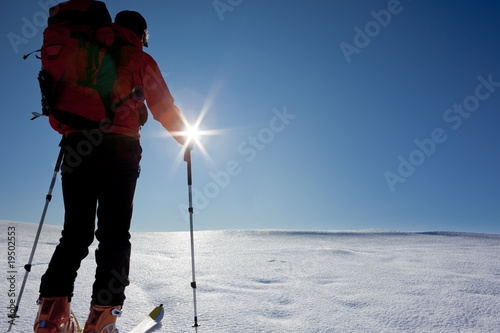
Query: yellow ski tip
148 304 165 322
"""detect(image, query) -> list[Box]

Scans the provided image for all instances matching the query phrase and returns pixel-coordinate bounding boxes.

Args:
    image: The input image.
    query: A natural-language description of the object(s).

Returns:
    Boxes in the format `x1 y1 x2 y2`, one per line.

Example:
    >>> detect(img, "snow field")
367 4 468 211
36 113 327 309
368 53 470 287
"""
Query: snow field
1 222 500 332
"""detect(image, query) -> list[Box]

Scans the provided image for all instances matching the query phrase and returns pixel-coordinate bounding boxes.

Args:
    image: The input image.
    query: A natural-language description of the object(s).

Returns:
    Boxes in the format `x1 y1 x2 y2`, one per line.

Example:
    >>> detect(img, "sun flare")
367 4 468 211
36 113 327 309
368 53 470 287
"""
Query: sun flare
183 123 204 148
170 113 220 170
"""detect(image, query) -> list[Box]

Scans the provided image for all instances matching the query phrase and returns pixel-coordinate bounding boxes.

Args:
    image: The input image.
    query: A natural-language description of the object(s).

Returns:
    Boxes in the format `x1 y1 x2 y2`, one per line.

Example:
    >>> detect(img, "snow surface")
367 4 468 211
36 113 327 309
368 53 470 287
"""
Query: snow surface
1 221 500 332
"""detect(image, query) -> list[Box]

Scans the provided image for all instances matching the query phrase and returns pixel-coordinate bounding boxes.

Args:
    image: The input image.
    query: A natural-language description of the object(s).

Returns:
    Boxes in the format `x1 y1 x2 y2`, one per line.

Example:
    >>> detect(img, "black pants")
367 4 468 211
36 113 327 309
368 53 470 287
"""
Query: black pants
39 133 142 306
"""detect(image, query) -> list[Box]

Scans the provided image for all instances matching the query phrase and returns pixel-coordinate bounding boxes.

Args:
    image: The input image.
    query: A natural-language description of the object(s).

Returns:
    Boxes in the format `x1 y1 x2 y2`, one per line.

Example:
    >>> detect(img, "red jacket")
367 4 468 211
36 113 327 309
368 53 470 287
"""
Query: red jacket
51 24 186 144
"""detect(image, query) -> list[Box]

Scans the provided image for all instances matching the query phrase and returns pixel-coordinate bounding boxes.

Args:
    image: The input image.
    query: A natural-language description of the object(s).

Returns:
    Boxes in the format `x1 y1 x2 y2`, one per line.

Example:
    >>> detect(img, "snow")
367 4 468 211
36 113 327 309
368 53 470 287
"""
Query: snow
2 221 500 332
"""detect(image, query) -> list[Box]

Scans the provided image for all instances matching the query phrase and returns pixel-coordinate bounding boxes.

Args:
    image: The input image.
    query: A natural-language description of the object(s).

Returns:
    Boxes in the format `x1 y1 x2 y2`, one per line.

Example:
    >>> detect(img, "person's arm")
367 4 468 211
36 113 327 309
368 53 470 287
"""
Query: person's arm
140 54 187 145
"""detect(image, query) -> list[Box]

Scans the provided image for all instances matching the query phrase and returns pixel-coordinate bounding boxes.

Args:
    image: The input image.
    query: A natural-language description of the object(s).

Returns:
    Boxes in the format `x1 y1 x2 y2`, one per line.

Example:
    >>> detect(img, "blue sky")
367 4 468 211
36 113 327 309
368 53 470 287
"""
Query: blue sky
1 0 499 233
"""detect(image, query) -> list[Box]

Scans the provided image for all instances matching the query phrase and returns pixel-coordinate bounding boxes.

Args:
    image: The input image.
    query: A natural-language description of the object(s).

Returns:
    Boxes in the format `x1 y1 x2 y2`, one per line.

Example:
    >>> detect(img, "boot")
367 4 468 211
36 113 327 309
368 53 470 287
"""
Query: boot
33 297 77 333
82 305 122 333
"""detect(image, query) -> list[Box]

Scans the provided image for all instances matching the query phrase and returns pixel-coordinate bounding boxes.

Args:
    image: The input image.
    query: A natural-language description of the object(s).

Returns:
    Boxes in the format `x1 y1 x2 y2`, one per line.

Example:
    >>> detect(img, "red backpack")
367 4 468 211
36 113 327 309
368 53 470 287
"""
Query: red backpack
35 0 117 131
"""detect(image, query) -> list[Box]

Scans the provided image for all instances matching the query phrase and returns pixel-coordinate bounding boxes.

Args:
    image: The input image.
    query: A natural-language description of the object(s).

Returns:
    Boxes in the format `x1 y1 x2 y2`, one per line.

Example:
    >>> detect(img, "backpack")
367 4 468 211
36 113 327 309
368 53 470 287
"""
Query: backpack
36 0 118 131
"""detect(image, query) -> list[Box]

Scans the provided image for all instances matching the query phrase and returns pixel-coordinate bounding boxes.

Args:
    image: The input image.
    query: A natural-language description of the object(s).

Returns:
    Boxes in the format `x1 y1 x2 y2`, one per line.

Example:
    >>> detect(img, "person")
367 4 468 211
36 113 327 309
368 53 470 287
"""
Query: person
34 9 188 333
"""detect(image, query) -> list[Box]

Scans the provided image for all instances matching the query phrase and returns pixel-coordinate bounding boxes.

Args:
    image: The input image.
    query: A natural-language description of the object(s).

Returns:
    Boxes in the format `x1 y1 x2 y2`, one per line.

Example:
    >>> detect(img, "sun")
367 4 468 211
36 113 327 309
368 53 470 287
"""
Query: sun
164 83 226 169
183 123 204 149
170 112 220 169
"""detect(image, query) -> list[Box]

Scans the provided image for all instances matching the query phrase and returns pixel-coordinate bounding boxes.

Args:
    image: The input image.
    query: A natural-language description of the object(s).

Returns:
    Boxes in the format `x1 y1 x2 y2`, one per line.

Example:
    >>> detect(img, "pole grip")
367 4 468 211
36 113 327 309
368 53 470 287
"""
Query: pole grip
184 146 192 186
184 145 191 163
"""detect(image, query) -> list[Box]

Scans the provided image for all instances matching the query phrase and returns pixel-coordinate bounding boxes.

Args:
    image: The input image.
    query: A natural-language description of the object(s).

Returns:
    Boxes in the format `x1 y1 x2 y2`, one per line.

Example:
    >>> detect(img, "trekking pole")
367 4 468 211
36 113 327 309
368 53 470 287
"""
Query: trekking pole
184 144 200 330
7 142 65 332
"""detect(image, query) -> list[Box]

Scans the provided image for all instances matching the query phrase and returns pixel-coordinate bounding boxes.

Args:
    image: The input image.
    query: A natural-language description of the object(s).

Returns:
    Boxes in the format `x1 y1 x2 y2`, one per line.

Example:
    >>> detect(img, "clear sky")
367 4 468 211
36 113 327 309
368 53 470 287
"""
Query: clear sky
1 0 499 233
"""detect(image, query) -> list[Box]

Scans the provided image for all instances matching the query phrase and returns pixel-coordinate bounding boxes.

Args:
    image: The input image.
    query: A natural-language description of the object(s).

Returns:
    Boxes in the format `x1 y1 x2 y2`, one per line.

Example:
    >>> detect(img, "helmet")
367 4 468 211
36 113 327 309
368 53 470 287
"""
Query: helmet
115 10 148 47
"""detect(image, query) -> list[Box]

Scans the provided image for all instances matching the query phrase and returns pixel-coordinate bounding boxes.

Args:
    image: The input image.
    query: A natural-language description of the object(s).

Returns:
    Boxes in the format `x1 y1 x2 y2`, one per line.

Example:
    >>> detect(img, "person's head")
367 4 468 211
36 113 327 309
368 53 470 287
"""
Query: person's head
115 10 149 47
